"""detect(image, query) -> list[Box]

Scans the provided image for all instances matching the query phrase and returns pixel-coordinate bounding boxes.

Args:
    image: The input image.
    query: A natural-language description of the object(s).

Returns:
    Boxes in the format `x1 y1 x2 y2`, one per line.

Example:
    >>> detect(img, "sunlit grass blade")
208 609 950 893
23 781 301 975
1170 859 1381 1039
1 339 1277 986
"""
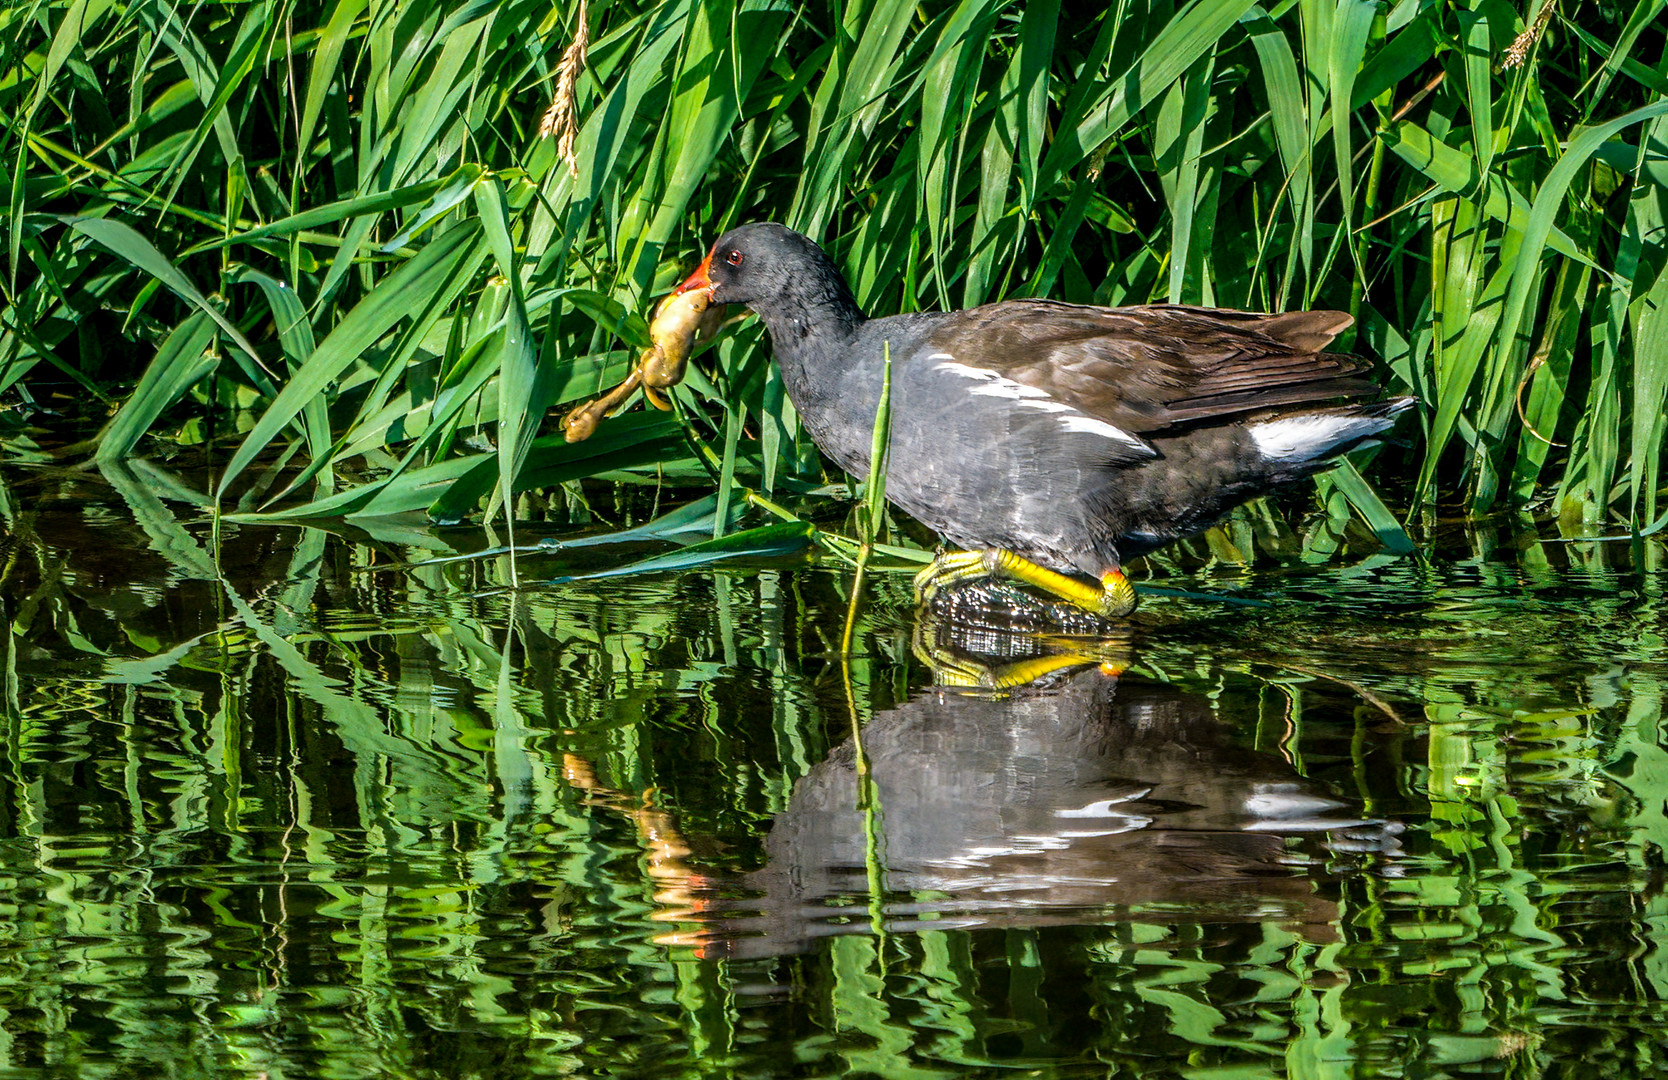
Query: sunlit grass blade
216 223 485 499
1325 458 1414 554
1328 0 1376 284
1038 0 1256 201
1587 0 1668 113
228 266 333 487
1628 269 1668 524
543 521 815 585
3 0 1664 542
93 312 217 464
413 492 742 568
425 411 689 523
1378 119 1595 266
476 176 542 581
1154 49 1214 303
229 412 686 522
790 0 917 237
1494 101 1668 419
856 346 893 546
65 217 274 391
1244 7 1310 306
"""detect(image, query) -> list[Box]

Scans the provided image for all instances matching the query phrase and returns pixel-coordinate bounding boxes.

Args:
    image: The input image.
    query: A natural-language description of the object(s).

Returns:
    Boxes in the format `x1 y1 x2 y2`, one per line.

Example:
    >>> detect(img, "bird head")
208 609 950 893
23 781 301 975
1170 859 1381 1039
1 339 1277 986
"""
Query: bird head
676 223 855 323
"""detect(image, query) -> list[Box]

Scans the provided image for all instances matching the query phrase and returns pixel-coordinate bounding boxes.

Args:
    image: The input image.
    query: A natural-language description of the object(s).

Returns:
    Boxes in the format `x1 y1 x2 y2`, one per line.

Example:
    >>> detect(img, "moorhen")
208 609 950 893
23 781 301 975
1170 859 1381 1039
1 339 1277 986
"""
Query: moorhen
676 224 1414 617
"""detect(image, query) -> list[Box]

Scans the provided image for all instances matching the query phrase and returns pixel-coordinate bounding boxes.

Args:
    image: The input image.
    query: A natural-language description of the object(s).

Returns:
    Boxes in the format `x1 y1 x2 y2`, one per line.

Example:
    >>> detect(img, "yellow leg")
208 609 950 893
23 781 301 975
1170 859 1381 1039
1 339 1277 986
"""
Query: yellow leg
913 549 1138 618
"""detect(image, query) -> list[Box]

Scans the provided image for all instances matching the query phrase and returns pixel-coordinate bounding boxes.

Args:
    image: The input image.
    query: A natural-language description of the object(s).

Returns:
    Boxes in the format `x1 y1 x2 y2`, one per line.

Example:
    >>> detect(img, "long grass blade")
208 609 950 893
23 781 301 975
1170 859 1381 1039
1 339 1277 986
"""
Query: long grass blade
93 312 217 464
216 222 485 498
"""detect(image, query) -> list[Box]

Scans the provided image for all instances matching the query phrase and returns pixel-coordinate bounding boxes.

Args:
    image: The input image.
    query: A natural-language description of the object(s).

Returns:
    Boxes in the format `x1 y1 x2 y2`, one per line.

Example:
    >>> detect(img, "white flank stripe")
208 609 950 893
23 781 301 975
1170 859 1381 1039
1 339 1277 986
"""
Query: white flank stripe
1058 414 1146 448
936 358 1149 449
967 381 1049 399
932 359 990 379
935 361 1052 400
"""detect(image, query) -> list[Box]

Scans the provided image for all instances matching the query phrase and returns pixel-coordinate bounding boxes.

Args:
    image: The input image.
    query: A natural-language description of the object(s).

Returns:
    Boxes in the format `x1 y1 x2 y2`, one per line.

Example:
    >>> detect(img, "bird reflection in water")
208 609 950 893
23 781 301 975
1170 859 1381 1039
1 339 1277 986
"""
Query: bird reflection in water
569 604 1403 959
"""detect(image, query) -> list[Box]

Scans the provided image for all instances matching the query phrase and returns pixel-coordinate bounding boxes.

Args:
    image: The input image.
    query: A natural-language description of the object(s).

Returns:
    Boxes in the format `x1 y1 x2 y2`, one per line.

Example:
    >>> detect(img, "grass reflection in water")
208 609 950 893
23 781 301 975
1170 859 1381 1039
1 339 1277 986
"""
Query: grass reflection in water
0 465 1664 1078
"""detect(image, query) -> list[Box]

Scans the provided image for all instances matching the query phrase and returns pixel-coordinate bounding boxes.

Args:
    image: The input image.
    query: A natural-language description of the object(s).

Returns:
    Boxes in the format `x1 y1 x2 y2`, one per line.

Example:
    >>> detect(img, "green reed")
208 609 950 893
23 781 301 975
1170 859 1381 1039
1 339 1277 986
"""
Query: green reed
1 0 1663 541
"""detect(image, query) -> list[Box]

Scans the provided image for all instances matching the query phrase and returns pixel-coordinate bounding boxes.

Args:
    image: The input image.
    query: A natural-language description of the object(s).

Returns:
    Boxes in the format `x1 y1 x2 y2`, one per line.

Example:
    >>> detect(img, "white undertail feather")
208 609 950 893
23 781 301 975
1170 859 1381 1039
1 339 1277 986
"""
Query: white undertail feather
1249 411 1393 463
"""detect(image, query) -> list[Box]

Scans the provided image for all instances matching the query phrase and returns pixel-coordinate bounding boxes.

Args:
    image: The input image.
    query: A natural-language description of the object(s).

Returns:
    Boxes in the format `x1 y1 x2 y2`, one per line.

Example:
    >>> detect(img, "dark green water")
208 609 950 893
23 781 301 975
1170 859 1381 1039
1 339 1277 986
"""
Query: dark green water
2 461 1666 1078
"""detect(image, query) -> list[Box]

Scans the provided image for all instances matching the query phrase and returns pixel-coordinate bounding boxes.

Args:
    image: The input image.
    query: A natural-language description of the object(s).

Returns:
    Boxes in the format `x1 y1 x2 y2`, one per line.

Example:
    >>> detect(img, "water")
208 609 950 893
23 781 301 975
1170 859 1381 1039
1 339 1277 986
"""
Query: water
2 461 1666 1077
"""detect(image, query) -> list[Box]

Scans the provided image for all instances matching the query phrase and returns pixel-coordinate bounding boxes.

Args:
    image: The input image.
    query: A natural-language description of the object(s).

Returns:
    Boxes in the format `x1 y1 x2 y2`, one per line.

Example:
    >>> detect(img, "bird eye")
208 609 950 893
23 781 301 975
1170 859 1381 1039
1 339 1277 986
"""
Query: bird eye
725 250 744 267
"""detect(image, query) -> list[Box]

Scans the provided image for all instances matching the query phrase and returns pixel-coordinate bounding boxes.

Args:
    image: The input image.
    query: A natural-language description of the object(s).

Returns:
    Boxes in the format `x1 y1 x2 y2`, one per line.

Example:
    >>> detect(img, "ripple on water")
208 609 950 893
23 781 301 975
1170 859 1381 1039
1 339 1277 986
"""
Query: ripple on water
0 475 1666 1076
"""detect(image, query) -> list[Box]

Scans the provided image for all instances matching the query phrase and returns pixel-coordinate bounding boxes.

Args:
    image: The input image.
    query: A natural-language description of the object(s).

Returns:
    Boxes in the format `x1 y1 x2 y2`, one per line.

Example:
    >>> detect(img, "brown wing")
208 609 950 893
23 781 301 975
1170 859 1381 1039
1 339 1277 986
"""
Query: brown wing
921 300 1378 434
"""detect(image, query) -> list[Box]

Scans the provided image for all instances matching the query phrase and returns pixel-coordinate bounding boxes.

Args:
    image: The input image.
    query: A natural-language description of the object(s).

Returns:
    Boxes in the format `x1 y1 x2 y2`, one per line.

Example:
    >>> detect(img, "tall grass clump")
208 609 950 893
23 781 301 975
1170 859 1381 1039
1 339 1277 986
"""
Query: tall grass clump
1 0 1664 539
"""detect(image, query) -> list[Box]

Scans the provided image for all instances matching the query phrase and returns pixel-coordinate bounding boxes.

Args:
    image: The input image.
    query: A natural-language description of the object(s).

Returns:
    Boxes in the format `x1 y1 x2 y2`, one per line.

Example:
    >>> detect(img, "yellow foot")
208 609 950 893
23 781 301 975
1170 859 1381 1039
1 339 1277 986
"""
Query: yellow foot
913 549 1137 618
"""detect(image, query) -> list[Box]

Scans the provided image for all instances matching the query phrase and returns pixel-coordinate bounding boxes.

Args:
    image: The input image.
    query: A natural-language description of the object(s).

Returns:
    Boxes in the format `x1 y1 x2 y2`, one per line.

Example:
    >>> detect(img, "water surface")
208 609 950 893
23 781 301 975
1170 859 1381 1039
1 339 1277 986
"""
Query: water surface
1 461 1664 1077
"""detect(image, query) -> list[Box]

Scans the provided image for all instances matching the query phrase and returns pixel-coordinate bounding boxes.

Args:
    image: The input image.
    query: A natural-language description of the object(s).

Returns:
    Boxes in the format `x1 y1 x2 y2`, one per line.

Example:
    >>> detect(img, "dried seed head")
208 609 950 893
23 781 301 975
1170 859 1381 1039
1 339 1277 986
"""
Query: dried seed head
539 0 590 178
1502 0 1555 70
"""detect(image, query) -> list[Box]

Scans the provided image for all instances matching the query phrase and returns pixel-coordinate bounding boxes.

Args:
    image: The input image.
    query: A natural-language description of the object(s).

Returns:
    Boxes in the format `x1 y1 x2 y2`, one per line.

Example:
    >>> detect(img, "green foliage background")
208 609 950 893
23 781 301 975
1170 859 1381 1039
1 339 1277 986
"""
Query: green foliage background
3 0 1665 538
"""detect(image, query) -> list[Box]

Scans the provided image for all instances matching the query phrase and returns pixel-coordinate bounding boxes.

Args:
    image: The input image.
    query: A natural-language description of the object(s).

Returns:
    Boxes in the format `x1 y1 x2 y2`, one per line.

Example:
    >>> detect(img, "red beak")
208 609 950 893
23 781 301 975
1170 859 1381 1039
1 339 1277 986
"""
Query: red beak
675 249 714 296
